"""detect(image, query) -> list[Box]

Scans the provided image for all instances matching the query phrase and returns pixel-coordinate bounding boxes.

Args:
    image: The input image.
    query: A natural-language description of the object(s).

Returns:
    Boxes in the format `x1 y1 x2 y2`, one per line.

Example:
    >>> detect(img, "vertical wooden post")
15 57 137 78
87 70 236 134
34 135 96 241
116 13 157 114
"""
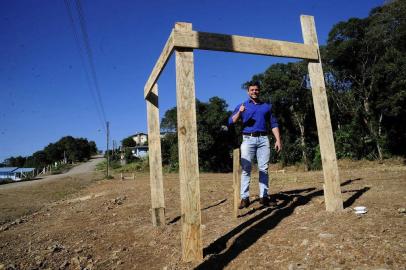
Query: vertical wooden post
300 15 343 212
146 83 166 226
233 148 241 218
175 22 203 262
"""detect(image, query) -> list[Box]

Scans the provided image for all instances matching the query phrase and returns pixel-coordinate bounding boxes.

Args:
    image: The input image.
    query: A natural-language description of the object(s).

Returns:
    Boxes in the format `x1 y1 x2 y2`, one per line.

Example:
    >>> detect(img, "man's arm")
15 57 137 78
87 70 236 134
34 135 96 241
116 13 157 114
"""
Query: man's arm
230 104 245 124
272 127 282 152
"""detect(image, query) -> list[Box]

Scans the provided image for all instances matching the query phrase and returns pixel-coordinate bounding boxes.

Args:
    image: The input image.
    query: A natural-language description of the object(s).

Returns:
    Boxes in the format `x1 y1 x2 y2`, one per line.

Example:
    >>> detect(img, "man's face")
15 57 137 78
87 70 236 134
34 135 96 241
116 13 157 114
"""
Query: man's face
248 85 260 100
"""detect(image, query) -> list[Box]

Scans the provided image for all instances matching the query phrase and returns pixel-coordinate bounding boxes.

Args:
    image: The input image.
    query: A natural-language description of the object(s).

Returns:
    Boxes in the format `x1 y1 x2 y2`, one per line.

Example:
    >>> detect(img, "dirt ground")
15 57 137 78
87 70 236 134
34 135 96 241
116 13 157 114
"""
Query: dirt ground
0 160 405 269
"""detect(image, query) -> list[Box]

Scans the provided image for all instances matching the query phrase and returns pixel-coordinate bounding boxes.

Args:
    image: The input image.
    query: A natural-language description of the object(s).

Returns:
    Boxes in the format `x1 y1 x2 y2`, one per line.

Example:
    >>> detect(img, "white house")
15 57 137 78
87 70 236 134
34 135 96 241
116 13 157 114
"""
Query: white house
131 146 149 158
0 167 35 181
131 133 148 146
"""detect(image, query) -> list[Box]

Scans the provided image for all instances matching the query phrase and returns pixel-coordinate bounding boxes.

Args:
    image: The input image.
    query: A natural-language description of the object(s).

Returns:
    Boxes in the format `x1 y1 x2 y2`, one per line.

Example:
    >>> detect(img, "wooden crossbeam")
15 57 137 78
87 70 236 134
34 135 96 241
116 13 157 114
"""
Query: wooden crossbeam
144 30 175 98
144 28 319 98
173 30 319 60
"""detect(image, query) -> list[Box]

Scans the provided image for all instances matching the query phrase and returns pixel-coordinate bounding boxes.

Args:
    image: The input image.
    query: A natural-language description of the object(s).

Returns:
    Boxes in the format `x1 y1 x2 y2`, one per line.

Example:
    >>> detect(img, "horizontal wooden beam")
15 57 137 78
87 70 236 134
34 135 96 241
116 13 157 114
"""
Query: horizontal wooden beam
144 27 320 98
173 30 319 61
144 30 175 98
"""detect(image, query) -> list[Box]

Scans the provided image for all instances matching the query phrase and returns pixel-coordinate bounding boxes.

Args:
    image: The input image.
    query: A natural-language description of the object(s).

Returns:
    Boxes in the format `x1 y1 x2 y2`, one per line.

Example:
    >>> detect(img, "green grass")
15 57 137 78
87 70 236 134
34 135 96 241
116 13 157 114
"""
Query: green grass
96 158 149 174
51 163 74 175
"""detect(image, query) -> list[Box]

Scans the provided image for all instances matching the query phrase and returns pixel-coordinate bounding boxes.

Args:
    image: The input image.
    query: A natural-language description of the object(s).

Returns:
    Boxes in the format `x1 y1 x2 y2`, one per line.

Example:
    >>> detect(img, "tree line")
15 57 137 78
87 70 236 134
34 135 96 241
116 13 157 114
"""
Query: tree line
1 136 98 169
159 0 406 172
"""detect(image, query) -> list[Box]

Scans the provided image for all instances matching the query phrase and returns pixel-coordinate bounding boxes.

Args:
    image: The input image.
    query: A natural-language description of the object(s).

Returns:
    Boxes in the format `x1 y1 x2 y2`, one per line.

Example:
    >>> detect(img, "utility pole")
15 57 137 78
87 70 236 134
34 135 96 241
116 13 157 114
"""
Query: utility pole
106 121 110 178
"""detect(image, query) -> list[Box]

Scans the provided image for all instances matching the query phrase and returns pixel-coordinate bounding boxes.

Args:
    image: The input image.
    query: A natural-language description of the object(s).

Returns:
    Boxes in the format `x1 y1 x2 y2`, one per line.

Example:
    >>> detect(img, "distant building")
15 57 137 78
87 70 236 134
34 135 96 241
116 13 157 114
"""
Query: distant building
0 167 35 181
131 133 148 146
131 146 149 159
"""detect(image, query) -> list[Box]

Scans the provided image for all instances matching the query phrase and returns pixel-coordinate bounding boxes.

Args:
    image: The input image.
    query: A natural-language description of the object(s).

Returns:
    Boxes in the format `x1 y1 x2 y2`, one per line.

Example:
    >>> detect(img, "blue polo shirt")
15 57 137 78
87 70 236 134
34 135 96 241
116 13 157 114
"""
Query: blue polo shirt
228 99 278 133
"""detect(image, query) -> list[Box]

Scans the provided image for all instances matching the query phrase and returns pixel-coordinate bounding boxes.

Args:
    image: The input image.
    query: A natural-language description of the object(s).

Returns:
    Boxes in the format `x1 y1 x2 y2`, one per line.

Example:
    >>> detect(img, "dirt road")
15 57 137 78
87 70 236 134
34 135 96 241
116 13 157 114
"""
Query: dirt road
0 157 104 191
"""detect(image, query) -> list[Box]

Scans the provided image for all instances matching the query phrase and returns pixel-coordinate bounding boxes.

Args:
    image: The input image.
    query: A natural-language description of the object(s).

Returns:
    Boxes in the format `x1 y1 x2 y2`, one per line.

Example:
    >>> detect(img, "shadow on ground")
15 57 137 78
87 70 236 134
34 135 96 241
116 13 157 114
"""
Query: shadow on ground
195 178 369 269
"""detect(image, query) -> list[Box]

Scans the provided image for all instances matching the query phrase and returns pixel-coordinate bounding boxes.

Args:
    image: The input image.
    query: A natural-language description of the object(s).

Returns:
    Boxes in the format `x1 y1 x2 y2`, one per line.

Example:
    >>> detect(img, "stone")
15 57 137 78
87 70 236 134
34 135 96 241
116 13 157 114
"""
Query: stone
319 233 335 239
59 260 70 269
48 243 65 253
300 239 309 246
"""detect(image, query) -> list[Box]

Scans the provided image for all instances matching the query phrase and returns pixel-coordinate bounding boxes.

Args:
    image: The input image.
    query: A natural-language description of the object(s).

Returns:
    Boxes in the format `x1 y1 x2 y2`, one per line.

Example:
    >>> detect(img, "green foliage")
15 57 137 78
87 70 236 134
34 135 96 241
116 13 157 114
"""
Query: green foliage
116 158 149 172
160 97 234 172
121 136 137 147
325 0 406 158
4 156 27 167
96 158 149 174
311 146 322 170
4 136 98 169
50 163 73 175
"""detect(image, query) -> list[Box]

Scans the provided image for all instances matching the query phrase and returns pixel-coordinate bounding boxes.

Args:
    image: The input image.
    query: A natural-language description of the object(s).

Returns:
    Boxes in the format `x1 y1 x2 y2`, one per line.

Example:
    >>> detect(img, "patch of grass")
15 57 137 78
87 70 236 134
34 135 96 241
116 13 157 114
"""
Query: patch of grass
96 159 149 177
51 163 74 175
115 158 149 173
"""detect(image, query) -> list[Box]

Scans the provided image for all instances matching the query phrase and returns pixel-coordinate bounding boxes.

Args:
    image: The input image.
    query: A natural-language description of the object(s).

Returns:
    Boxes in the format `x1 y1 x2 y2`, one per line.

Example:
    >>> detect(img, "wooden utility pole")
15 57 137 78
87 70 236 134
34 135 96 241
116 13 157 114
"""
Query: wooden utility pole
146 84 166 226
106 121 110 178
175 22 203 262
301 15 343 211
233 148 241 218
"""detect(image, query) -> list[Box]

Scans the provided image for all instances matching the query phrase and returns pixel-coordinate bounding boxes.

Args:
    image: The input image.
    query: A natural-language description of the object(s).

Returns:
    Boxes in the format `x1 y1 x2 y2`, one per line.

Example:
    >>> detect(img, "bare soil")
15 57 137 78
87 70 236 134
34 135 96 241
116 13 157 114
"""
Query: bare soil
0 160 405 269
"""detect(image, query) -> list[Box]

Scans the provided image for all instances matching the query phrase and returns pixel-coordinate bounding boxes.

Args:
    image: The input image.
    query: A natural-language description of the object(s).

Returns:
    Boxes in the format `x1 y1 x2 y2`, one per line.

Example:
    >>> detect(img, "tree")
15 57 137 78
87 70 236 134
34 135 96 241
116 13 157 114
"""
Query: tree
4 136 98 169
4 156 26 167
325 0 406 159
121 136 137 148
160 97 234 172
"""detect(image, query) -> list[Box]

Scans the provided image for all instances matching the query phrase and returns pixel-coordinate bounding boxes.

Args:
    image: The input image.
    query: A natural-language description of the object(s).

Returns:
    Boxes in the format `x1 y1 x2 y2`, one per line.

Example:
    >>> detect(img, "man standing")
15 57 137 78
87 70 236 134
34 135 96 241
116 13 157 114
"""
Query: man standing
229 81 282 208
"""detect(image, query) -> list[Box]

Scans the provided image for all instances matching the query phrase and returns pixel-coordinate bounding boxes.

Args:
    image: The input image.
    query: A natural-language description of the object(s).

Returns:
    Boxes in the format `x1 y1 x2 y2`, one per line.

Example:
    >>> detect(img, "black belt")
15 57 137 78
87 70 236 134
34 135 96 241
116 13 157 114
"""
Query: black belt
243 132 268 137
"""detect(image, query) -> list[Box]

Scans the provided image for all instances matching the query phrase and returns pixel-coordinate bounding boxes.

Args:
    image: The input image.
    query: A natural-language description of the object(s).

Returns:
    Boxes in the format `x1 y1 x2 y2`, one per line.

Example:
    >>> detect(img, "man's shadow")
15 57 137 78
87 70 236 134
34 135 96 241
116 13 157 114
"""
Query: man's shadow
195 178 368 269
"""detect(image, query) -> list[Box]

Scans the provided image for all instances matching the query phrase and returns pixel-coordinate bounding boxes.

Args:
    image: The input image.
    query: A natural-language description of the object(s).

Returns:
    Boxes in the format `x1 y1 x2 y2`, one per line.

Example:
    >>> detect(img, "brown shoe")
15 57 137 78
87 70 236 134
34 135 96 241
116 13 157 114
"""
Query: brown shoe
239 198 250 209
259 196 269 206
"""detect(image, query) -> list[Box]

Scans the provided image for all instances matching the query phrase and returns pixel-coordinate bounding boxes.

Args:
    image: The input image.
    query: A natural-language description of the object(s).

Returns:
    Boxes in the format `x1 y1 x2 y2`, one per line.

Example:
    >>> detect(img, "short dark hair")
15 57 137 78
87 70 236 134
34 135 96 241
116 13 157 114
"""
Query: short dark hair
247 81 261 90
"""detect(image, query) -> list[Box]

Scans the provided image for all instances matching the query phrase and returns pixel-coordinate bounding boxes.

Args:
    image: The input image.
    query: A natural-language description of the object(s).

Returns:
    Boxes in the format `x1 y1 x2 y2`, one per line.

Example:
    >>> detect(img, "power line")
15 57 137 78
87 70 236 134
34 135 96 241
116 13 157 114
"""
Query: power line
74 0 107 123
64 0 107 133
63 0 106 133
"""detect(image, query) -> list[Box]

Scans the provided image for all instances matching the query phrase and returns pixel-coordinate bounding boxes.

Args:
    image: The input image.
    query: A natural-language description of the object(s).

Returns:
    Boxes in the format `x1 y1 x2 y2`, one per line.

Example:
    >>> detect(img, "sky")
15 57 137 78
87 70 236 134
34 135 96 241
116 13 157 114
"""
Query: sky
0 0 384 162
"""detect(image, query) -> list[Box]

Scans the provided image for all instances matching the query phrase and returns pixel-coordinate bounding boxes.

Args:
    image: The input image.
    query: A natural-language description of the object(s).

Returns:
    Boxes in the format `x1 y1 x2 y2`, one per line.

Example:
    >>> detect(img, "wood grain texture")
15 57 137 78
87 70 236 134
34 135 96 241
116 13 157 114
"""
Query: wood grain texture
146 84 166 226
144 30 175 99
233 148 241 218
173 30 319 60
175 22 203 262
301 15 343 212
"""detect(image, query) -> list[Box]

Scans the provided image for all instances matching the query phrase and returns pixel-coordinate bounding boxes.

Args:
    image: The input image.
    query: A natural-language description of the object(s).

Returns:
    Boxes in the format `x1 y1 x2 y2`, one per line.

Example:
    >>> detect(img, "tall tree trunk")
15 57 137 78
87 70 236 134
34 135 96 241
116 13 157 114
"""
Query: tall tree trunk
363 97 383 160
293 112 309 171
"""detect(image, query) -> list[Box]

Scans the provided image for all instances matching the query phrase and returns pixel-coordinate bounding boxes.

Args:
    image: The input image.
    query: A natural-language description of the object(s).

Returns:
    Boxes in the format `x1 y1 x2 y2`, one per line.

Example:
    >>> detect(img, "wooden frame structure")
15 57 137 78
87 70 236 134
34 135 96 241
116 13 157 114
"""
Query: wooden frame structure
144 16 343 262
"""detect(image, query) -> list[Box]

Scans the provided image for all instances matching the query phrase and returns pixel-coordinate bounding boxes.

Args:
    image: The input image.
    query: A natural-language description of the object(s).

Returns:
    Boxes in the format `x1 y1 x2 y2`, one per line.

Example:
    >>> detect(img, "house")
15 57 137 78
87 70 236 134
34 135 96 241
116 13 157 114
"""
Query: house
122 132 149 158
0 167 35 181
131 146 149 158
131 132 148 146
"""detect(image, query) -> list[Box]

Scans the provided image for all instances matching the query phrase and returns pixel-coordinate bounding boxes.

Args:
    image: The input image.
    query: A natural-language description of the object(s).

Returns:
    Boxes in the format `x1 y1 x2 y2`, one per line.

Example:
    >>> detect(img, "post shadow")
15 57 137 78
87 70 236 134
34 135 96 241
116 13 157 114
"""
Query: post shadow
195 178 370 269
167 199 227 225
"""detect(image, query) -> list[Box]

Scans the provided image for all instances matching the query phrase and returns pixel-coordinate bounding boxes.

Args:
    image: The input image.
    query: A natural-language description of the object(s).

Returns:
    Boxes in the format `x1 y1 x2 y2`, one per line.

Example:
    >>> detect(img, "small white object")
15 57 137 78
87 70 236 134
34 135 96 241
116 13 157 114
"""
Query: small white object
354 206 368 214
